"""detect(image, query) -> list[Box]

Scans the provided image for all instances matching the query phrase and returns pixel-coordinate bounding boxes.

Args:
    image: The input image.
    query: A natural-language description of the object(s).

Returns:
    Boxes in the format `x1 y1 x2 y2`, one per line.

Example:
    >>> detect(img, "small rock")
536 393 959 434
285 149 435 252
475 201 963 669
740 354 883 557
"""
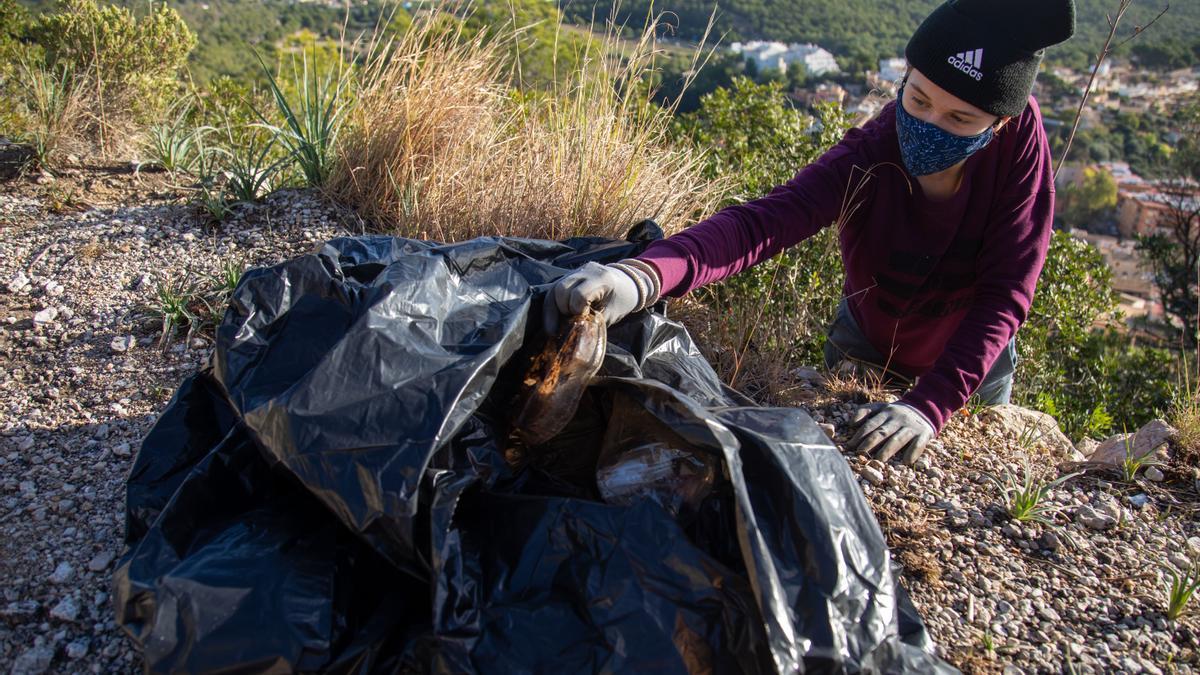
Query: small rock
1037 605 1062 622
49 596 79 622
1128 493 1150 508
65 639 88 659
110 335 135 353
0 599 40 623
33 307 58 324
49 561 74 584
861 465 885 486
1040 530 1062 552
1144 465 1165 482
1074 437 1100 457
1169 552 1193 571
1076 505 1116 531
111 442 131 458
17 436 35 451
1120 656 1145 674
7 271 30 293
87 551 114 572
948 508 969 528
1002 522 1023 538
11 645 54 675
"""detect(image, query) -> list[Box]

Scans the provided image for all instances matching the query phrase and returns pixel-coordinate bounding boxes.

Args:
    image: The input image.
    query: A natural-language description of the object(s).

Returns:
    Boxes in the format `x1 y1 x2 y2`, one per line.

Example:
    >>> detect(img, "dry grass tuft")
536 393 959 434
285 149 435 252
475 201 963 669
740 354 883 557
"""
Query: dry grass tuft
327 13 724 241
1171 386 1200 468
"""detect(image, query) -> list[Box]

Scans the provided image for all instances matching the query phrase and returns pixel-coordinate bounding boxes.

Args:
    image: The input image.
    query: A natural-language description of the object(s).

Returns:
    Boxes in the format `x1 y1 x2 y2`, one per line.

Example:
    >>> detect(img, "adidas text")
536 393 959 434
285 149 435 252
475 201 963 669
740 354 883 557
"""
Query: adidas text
947 55 983 81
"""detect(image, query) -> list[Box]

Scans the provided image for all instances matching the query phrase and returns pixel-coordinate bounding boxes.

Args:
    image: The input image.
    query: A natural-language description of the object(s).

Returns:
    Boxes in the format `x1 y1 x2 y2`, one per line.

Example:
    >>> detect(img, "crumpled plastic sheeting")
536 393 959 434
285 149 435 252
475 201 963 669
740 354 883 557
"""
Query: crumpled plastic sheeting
115 225 957 674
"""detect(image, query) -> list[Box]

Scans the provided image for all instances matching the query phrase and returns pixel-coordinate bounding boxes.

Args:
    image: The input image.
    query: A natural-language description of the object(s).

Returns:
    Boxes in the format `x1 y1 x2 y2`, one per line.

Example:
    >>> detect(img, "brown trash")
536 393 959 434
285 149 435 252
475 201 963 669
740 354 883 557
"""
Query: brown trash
511 307 607 448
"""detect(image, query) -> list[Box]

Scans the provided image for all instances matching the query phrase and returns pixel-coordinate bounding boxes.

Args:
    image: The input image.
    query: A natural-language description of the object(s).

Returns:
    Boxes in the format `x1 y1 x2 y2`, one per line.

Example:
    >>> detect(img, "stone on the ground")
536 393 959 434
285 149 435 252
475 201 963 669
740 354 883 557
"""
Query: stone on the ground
1076 505 1116 531
48 561 74 584
33 307 58 325
977 404 1079 460
11 644 55 675
110 335 135 353
1089 419 1177 466
49 595 79 622
87 551 114 572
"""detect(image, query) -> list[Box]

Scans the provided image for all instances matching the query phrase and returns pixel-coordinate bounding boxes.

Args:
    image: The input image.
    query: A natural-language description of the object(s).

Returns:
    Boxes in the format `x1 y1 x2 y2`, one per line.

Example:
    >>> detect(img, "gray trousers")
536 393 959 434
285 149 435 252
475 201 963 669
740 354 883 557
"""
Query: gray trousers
821 299 1015 405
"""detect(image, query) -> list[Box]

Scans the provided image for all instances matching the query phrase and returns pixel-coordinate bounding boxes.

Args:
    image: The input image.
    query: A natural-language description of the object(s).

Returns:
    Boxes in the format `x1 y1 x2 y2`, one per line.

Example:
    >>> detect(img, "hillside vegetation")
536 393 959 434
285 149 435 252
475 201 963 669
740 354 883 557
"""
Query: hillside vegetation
561 0 1200 72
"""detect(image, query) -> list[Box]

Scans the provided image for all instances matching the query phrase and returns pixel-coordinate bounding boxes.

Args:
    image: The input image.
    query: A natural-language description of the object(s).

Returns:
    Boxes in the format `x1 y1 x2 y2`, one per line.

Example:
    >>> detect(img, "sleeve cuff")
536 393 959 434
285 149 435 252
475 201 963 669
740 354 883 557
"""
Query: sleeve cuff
898 393 949 436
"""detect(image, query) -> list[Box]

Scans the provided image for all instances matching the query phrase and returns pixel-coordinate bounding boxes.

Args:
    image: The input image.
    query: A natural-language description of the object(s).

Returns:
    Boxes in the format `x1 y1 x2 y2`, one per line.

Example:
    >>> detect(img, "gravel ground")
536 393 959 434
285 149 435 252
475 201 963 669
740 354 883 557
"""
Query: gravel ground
2 166 1199 674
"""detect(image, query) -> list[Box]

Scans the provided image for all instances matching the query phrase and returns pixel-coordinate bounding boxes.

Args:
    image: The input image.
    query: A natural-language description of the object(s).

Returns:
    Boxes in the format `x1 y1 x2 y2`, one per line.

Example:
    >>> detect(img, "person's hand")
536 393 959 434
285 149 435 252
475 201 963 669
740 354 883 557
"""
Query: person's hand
543 260 660 332
847 402 935 465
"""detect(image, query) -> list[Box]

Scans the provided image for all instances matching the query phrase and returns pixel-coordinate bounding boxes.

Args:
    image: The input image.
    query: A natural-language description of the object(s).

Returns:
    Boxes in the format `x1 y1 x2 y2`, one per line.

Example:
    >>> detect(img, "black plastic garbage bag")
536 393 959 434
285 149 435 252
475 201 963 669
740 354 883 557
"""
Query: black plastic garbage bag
115 225 957 674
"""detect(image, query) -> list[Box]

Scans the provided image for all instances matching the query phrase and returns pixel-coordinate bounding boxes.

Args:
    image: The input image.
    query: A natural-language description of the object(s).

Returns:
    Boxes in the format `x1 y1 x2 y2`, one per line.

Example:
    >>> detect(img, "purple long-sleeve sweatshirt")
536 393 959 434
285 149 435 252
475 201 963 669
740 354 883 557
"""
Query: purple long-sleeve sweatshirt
639 97 1054 433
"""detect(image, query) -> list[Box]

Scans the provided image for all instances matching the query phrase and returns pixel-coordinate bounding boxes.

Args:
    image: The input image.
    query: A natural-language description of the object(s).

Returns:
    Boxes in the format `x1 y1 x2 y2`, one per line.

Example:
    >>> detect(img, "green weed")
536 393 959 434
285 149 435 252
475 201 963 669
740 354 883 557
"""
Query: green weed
985 460 1080 526
980 629 995 655
190 132 231 222
209 258 243 302
1120 429 1162 483
1164 561 1200 621
18 59 81 170
152 274 204 350
143 99 209 174
215 121 285 203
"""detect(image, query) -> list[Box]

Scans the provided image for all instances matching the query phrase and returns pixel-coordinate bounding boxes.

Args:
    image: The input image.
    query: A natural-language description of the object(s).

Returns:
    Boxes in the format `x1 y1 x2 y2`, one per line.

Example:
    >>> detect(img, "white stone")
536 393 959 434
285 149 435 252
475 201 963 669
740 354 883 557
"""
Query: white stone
110 335 135 353
861 465 885 486
977 404 1077 460
49 596 79 622
1076 505 1116 531
65 640 88 659
32 307 58 324
49 561 74 584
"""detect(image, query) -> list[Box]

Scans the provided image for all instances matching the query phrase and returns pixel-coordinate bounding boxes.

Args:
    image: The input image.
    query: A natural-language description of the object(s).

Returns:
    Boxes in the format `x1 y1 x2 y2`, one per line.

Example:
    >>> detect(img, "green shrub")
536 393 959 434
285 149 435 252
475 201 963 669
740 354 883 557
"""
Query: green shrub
1016 231 1176 438
0 0 36 136
28 0 195 153
673 78 852 397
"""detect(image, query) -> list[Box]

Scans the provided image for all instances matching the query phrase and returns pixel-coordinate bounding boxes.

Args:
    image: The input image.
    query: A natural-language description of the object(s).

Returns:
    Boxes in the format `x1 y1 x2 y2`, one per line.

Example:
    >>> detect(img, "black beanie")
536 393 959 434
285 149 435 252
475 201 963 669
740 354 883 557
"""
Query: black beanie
905 0 1076 118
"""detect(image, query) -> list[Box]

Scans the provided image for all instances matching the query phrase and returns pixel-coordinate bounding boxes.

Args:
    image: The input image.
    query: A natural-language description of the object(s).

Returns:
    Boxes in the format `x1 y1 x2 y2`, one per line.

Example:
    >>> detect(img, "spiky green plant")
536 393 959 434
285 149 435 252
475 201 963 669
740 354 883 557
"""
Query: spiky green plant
152 274 203 350
216 122 284 202
254 46 350 187
985 461 1081 525
190 131 231 222
1119 429 1162 483
210 257 243 302
143 99 209 174
1165 561 1200 621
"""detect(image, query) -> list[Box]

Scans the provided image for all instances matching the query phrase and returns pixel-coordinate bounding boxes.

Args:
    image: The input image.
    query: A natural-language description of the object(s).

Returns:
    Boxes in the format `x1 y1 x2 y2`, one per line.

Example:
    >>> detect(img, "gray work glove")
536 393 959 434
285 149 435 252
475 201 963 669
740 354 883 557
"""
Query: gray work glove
543 259 661 333
847 402 935 465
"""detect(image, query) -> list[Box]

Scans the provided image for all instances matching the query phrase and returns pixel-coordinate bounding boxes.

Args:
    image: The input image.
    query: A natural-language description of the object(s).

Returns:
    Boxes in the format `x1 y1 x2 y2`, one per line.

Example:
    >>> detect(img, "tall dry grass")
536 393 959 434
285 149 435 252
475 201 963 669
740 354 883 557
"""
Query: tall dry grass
327 14 724 241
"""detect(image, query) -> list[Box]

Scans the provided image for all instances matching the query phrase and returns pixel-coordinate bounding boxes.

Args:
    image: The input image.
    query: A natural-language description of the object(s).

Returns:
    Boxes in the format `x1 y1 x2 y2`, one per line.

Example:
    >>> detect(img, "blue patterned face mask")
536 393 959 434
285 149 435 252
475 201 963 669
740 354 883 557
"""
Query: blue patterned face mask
895 85 995 177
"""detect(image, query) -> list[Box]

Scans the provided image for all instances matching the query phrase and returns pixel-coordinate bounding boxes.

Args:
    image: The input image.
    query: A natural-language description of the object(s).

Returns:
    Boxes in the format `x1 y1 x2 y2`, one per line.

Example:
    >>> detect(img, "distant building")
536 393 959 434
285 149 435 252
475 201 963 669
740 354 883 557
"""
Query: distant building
1117 194 1172 238
731 41 840 76
878 57 907 84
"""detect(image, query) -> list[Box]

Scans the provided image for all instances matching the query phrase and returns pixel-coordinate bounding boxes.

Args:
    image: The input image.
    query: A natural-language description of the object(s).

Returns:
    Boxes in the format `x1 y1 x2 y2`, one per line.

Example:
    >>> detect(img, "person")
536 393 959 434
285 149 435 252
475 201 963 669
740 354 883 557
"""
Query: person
545 0 1076 465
